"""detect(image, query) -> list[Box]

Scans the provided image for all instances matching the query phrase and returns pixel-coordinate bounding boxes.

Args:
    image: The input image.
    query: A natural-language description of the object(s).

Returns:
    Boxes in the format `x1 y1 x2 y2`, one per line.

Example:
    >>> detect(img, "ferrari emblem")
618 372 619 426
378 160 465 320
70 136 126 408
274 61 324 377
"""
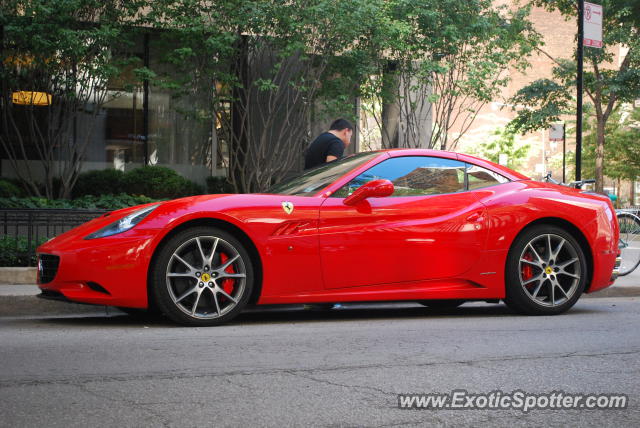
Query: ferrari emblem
201 273 211 282
282 201 294 215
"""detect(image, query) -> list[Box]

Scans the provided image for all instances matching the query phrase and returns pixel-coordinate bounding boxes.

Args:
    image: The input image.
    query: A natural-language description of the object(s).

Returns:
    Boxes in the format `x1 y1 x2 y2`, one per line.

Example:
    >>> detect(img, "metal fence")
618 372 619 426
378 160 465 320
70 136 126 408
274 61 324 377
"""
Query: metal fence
1 209 107 266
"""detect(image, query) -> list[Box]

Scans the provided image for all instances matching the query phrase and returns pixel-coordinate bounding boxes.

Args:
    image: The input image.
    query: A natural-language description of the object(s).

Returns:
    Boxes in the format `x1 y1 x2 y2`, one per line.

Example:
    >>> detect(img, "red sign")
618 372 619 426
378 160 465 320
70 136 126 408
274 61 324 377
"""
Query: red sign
584 2 603 48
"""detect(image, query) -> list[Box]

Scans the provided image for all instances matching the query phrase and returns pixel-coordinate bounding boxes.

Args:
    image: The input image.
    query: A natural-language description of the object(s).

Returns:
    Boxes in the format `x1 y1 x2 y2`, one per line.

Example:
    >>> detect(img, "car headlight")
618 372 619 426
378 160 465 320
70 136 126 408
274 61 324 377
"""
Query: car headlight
84 204 160 240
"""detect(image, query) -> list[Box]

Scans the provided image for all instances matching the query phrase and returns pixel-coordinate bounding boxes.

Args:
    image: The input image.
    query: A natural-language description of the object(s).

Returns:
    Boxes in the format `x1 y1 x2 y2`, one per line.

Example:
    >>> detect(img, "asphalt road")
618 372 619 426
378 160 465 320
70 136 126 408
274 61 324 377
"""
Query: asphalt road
1 298 639 427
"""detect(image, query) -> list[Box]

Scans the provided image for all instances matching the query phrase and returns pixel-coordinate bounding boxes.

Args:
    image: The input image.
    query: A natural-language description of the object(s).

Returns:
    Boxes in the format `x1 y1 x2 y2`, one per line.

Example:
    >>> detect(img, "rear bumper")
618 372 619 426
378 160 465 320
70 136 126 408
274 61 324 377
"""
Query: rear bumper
610 256 622 282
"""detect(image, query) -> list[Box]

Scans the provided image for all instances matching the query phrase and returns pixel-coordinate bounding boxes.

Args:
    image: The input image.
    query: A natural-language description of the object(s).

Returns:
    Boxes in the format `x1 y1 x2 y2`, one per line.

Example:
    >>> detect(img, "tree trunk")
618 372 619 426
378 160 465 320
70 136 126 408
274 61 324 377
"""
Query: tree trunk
381 62 400 149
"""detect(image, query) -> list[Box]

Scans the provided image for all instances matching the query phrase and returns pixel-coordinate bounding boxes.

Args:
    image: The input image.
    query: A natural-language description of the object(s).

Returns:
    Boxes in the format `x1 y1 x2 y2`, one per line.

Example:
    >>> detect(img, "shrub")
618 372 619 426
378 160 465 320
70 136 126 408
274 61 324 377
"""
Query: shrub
0 236 47 267
0 179 24 197
72 169 126 197
0 194 158 210
122 166 203 199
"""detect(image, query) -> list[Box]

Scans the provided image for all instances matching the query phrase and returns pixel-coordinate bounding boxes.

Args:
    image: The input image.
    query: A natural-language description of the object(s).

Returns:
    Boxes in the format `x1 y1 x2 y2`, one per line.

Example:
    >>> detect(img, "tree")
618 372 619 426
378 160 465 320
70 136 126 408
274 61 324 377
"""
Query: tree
0 0 145 198
469 127 531 170
358 0 539 151
508 0 640 193
581 105 640 203
145 0 385 193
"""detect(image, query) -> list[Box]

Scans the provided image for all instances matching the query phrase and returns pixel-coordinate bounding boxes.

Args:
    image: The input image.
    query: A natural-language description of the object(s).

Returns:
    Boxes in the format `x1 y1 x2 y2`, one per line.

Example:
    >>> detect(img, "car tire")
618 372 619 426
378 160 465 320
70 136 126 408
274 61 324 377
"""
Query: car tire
418 300 465 309
150 226 254 326
504 225 587 315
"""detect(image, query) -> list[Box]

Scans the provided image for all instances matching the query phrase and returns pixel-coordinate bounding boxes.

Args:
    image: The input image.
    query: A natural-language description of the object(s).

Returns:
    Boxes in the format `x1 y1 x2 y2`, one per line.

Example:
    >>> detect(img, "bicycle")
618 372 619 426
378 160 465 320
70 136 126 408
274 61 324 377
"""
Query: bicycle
617 210 640 276
543 173 640 276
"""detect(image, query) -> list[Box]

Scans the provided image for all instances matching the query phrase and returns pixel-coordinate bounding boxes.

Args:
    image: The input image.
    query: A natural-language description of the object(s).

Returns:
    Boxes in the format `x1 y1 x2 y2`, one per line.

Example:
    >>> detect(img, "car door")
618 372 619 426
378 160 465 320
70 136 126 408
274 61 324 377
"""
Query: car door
318 156 489 289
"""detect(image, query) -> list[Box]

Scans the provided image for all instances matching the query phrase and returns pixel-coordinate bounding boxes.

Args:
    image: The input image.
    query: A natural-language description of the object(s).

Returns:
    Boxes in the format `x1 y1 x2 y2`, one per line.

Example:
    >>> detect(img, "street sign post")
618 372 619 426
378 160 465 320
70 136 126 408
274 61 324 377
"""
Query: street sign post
549 123 566 183
576 1 603 183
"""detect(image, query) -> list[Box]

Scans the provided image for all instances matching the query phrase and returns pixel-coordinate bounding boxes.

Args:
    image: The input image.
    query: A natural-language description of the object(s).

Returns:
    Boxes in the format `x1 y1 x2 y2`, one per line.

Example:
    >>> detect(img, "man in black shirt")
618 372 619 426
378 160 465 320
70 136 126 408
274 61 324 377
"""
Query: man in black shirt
304 118 354 169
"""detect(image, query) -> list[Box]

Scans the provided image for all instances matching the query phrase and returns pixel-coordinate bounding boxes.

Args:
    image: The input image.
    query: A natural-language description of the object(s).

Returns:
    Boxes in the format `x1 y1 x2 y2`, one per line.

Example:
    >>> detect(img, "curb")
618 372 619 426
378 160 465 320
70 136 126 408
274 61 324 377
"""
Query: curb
0 267 37 285
584 286 640 298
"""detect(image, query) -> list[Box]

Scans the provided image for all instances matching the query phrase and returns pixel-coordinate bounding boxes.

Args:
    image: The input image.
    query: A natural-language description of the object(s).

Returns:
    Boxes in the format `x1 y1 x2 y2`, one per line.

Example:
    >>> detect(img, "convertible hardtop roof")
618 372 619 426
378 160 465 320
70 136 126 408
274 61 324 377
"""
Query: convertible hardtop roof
380 148 530 181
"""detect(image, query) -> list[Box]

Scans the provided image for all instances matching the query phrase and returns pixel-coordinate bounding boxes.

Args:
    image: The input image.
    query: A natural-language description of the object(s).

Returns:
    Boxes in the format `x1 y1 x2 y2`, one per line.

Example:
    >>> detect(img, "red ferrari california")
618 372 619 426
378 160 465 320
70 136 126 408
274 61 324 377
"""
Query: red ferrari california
37 149 621 325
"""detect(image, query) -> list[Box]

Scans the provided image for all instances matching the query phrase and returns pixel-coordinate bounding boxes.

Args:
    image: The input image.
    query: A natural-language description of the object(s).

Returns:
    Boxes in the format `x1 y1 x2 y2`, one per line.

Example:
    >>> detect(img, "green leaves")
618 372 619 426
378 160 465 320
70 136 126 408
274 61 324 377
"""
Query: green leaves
508 79 573 134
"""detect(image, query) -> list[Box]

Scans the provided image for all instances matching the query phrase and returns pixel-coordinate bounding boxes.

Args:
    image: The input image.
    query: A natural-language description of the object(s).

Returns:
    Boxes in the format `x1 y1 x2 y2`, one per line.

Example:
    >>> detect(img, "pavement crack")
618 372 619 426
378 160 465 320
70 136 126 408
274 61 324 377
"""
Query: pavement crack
2 348 639 389
284 369 396 398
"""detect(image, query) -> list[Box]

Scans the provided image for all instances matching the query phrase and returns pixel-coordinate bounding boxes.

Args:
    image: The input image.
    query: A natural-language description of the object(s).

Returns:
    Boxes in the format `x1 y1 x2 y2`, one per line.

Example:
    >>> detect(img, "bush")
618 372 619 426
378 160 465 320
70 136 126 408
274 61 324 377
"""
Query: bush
206 176 234 194
0 194 158 210
0 179 24 197
0 236 47 267
72 169 126 197
122 166 203 199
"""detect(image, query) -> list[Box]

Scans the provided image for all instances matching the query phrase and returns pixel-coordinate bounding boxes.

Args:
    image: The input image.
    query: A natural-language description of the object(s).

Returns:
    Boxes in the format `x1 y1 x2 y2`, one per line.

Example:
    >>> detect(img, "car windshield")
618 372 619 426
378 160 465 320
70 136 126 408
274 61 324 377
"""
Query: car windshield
267 152 381 196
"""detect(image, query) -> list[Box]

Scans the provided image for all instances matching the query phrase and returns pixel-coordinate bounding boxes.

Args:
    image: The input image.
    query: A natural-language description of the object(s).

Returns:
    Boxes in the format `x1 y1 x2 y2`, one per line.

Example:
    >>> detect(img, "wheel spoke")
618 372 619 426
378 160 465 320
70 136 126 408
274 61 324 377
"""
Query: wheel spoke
531 280 545 298
527 243 545 265
217 287 238 303
208 238 220 267
196 237 208 267
557 270 580 279
173 254 195 272
168 272 194 278
212 289 221 315
523 274 543 286
550 238 565 261
175 286 197 303
191 289 203 315
556 282 570 299
219 272 246 279
556 258 578 270
218 254 239 271
520 258 542 268
549 281 555 306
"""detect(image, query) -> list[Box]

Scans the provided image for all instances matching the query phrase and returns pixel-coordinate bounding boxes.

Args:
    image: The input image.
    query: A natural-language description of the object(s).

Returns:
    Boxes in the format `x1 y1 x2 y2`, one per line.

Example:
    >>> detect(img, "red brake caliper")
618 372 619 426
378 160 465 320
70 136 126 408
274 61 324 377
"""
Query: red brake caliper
218 253 235 297
521 253 534 289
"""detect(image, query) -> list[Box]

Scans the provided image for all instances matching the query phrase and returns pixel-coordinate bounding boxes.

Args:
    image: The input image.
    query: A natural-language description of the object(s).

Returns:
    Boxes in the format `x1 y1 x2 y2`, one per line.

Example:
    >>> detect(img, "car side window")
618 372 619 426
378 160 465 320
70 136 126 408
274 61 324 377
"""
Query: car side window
466 164 509 190
333 156 466 197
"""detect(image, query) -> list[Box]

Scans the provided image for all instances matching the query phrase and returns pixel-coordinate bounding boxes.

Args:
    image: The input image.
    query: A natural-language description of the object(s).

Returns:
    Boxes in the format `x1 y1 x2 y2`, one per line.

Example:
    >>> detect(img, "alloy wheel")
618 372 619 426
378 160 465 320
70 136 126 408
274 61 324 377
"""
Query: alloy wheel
518 233 581 307
165 236 247 319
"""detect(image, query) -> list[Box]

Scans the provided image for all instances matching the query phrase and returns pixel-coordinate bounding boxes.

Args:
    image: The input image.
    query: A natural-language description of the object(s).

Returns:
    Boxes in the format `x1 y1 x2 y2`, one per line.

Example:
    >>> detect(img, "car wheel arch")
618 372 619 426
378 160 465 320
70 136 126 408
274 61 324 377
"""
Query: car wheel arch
146 218 264 307
507 217 594 293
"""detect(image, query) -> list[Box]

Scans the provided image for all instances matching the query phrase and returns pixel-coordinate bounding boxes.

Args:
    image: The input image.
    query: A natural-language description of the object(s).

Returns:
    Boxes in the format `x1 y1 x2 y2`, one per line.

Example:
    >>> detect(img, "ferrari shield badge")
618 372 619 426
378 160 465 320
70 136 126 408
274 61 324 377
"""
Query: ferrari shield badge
282 201 294 215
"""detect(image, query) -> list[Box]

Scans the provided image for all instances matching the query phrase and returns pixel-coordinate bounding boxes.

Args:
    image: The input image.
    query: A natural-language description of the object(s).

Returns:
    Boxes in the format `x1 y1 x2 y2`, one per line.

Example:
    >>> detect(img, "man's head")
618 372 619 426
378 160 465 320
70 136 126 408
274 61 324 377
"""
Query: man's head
328 118 354 147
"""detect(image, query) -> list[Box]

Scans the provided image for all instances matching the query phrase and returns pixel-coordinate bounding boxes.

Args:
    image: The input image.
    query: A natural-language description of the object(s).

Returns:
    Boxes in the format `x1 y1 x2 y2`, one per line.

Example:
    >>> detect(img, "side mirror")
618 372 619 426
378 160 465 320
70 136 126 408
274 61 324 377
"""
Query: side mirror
343 179 394 206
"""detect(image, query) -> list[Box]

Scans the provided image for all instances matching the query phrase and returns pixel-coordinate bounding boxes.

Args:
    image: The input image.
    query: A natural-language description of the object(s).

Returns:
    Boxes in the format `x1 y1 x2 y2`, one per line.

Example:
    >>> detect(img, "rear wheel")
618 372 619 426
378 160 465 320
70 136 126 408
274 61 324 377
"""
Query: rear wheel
151 227 254 326
504 225 587 315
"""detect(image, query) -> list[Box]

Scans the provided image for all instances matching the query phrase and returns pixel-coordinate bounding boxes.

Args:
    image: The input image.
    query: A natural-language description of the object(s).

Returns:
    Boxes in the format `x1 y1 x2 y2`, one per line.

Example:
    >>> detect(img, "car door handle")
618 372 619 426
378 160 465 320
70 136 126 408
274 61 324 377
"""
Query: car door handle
466 212 483 222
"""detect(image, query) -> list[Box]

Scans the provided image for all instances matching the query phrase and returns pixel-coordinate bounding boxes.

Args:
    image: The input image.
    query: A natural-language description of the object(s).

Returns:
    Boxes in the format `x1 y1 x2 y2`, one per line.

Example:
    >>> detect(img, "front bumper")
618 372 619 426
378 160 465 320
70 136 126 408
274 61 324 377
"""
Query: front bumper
36 233 155 308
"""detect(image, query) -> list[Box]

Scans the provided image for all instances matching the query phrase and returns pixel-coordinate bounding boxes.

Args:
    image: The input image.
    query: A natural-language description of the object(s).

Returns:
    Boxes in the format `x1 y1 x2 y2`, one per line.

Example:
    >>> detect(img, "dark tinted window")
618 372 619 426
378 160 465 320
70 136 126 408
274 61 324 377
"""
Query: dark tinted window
267 152 379 196
333 156 466 197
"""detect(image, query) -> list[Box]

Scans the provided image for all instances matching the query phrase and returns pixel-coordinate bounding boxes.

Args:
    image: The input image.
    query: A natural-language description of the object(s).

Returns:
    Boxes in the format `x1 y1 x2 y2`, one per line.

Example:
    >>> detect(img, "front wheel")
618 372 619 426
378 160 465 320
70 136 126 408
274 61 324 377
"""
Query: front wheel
504 225 587 315
151 227 254 326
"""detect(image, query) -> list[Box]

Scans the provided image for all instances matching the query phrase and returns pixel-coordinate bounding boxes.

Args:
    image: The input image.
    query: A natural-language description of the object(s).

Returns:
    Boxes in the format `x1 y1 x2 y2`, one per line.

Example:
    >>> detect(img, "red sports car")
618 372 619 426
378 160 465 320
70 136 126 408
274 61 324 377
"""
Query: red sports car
37 149 621 326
